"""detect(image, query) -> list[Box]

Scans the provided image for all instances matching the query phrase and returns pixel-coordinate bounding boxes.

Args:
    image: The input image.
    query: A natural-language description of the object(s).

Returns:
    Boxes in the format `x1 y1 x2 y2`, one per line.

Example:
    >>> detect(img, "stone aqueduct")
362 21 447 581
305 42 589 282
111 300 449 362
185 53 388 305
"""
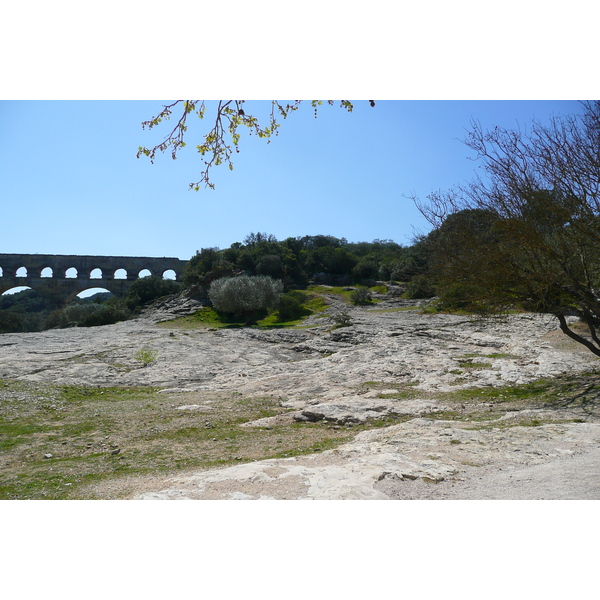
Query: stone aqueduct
0 253 188 304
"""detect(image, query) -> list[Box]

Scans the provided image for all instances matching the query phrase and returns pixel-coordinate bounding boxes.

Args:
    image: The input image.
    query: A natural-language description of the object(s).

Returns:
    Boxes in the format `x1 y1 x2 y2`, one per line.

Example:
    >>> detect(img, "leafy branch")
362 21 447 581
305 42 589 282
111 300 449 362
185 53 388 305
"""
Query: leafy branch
137 100 373 190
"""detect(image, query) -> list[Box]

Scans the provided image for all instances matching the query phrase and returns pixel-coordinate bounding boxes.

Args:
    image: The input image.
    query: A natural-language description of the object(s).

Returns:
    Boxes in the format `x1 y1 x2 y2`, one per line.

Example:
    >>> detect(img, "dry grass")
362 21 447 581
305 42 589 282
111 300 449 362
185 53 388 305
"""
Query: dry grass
0 380 399 499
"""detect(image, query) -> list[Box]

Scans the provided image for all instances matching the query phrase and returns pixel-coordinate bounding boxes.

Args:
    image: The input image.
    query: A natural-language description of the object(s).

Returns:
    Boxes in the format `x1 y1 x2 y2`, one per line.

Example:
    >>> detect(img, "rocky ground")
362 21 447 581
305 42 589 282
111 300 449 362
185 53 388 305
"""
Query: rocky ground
1 289 599 499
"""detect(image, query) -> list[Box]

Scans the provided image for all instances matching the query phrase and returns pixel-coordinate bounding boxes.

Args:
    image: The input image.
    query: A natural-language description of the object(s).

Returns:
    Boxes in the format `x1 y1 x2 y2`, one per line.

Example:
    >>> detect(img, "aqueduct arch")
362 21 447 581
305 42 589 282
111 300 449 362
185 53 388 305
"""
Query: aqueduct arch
0 253 188 304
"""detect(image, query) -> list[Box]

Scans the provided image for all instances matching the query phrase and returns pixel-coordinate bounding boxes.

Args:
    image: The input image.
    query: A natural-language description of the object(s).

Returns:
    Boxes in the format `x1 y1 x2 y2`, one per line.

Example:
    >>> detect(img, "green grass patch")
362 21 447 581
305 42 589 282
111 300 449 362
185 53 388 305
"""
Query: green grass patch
458 361 493 369
360 372 600 425
305 295 328 313
0 422 45 451
367 306 420 313
370 285 388 295
307 285 385 304
376 391 415 400
159 293 329 331
438 380 554 405
307 285 354 303
361 381 419 392
465 417 580 431
157 306 247 329
458 352 521 360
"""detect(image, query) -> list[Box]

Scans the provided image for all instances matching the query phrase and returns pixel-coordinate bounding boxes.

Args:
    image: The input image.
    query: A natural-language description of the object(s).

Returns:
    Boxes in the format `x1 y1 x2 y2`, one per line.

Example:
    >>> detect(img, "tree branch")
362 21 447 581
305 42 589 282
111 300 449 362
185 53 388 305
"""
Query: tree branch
137 100 365 190
555 313 600 357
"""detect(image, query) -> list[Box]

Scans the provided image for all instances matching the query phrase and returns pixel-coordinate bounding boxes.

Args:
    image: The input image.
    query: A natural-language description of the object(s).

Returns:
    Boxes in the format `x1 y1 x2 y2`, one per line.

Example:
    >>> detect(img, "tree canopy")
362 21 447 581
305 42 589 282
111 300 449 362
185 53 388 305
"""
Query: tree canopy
182 232 426 291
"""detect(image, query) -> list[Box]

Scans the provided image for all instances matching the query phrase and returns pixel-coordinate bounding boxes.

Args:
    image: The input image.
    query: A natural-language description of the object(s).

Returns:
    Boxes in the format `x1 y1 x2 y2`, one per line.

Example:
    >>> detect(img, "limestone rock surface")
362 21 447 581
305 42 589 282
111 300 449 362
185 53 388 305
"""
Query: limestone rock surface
1 294 599 499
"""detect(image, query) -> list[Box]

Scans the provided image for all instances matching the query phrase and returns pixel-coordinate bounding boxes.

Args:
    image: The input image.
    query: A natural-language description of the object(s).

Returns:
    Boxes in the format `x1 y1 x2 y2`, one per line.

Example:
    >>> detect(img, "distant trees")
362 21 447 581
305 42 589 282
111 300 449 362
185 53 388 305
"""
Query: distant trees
182 232 430 291
416 101 600 356
182 247 237 288
0 289 131 333
125 275 182 310
0 275 183 333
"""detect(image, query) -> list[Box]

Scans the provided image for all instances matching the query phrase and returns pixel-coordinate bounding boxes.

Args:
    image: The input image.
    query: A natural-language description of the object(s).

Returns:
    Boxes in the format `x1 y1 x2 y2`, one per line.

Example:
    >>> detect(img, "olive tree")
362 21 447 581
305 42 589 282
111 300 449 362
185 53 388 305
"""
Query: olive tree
415 101 600 356
208 275 283 325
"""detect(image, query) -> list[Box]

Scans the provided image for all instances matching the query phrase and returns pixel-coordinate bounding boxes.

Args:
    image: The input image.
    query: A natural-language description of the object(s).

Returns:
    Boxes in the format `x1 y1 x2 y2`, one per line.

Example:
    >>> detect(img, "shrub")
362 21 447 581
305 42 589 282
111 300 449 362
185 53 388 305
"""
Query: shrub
209 275 283 325
276 290 310 322
183 248 236 287
134 347 158 366
0 295 128 332
435 282 497 314
77 303 130 327
332 309 353 328
48 304 81 327
125 276 182 310
0 310 25 333
351 286 372 305
403 276 436 299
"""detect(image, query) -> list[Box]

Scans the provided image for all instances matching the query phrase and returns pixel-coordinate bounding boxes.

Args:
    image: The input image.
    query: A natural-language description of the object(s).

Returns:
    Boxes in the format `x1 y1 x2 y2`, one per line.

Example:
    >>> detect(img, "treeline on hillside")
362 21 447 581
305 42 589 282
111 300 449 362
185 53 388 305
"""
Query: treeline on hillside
182 232 434 296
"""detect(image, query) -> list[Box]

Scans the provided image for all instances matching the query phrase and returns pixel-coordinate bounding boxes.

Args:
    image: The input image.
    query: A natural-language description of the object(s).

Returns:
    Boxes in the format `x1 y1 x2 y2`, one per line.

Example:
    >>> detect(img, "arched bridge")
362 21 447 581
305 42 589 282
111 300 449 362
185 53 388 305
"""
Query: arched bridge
0 253 188 304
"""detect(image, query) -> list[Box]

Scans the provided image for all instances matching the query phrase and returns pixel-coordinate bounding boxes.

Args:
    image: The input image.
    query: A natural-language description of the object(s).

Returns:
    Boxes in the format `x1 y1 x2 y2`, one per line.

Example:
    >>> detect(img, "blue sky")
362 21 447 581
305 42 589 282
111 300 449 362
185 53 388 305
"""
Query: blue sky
0 100 584 261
